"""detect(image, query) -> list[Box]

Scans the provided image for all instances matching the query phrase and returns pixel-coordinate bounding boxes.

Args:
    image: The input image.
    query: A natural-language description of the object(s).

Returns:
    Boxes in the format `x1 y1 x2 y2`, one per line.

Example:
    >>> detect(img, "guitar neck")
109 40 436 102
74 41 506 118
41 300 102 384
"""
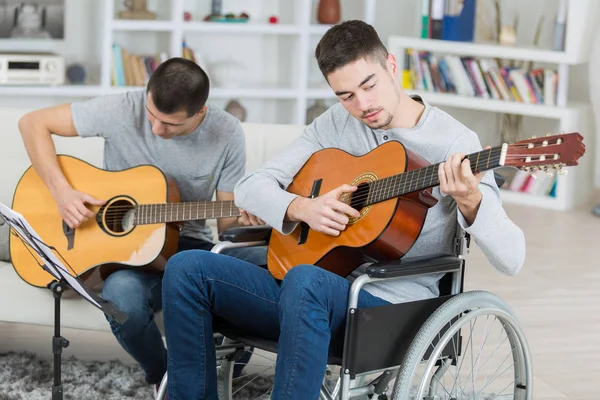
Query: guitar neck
360 145 505 206
135 200 240 225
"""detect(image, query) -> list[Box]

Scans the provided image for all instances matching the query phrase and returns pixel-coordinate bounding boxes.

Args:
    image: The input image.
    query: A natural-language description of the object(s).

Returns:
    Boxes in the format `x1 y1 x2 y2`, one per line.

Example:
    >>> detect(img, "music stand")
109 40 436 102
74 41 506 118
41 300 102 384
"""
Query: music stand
0 204 127 400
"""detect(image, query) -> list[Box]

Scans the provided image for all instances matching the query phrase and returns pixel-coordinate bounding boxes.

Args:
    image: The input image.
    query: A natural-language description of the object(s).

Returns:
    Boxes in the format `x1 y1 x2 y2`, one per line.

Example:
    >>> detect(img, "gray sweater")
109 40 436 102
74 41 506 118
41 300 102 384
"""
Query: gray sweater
234 98 526 304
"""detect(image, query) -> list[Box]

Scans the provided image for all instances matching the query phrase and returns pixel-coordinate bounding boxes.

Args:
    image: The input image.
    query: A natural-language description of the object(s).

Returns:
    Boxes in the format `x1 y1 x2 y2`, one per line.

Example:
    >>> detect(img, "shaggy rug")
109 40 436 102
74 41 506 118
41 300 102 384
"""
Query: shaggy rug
0 351 273 399
0 352 504 399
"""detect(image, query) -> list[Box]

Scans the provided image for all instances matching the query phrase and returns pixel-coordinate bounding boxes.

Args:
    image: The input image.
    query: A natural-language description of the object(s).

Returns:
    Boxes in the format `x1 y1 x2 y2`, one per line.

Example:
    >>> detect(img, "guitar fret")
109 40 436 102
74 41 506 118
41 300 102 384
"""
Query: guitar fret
399 173 403 194
385 176 391 200
427 165 433 188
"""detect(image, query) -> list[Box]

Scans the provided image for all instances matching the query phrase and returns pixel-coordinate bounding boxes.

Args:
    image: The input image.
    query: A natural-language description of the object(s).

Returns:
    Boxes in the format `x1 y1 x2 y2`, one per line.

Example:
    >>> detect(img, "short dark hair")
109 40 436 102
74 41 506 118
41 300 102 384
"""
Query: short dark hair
146 57 210 116
315 20 388 78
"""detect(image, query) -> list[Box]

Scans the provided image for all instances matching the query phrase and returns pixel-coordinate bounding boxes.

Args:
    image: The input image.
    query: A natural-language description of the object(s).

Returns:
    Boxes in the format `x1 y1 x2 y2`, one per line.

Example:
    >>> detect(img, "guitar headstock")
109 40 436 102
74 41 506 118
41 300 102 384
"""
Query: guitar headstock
503 132 585 175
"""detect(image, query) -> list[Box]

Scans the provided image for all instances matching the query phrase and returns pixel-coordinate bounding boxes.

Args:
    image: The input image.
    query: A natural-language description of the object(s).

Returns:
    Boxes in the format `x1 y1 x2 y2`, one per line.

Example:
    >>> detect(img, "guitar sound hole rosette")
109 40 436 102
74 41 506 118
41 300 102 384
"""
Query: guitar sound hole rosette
344 172 378 225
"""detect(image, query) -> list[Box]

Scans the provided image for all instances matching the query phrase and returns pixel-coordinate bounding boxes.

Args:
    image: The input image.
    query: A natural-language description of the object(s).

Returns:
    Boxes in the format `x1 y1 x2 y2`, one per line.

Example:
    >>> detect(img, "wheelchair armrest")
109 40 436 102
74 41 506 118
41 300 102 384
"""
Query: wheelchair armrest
366 254 462 279
218 225 273 243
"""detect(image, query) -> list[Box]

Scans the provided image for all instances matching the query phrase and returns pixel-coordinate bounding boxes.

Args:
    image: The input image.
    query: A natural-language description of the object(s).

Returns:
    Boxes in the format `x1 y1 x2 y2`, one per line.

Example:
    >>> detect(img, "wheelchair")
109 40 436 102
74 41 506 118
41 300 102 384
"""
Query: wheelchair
156 173 533 399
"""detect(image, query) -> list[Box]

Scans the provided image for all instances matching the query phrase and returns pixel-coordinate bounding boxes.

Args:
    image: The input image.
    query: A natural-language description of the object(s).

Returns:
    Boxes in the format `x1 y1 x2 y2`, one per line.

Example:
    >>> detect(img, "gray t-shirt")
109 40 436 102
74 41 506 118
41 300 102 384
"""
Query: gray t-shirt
235 96 526 304
71 90 246 243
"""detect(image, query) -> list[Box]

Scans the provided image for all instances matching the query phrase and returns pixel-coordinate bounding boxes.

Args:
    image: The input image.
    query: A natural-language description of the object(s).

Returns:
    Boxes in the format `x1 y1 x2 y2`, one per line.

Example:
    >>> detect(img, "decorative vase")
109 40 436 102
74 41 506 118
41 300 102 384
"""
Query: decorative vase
317 0 341 25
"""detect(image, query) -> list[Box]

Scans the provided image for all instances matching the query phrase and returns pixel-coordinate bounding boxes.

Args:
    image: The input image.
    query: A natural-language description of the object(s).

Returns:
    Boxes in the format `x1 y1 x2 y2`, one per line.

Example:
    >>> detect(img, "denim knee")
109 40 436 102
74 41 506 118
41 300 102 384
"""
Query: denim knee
279 264 326 304
164 249 207 285
102 269 157 328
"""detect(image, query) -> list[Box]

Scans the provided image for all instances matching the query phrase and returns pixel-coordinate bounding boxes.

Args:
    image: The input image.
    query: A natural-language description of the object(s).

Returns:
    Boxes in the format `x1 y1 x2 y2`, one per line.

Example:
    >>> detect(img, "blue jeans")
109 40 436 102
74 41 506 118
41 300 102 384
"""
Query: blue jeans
101 236 267 384
162 250 391 400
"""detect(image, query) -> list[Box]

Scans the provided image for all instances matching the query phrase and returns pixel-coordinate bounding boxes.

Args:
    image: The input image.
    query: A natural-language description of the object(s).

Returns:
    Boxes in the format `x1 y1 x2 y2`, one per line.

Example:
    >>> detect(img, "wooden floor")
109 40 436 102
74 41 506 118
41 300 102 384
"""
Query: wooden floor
1 199 599 399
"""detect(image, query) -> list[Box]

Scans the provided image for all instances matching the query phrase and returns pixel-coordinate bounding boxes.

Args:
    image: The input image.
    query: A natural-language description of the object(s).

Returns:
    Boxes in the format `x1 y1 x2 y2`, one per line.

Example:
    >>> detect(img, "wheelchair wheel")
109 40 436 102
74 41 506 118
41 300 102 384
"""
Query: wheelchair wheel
216 335 277 399
392 290 533 400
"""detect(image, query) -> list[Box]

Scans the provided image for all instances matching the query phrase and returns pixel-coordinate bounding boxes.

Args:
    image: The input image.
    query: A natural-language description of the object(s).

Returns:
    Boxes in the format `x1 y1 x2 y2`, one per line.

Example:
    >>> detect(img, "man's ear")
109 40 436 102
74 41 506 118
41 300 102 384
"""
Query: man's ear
386 53 397 75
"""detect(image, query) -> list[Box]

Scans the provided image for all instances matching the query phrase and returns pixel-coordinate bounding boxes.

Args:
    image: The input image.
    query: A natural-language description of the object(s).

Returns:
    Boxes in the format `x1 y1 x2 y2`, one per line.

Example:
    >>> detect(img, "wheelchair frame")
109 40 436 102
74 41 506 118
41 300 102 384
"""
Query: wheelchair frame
156 173 533 400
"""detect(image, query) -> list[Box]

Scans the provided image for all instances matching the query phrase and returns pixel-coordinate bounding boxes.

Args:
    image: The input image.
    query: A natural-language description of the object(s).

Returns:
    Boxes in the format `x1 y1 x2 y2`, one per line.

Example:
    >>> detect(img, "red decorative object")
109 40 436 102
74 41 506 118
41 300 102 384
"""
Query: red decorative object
268 15 279 24
183 11 192 21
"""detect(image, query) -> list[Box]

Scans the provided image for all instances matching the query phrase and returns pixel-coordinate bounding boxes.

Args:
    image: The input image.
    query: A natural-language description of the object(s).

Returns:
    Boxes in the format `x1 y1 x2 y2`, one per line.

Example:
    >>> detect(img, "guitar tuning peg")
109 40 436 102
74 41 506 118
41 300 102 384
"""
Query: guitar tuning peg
546 133 552 136
556 164 568 175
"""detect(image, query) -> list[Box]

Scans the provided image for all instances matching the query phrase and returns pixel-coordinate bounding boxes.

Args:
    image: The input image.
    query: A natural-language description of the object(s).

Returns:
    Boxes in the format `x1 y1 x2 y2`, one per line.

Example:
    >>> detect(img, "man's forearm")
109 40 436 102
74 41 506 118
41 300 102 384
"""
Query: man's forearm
19 116 71 197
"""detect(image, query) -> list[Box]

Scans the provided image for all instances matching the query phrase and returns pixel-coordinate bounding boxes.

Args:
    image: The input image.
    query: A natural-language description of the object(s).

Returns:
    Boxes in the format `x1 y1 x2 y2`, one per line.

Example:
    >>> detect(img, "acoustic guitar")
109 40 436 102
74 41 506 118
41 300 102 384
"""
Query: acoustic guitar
266 132 586 279
10 155 241 288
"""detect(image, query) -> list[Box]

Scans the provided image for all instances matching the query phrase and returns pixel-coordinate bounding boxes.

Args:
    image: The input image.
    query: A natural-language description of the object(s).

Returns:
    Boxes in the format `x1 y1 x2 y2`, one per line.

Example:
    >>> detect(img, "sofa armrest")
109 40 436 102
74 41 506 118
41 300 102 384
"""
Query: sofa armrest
366 254 462 279
218 226 273 243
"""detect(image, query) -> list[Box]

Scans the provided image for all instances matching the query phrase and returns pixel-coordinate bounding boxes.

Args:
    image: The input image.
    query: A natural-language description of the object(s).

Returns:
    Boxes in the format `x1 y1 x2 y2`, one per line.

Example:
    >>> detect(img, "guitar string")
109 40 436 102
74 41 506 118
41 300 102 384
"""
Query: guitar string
125 152 506 223
99 152 549 221
97 150 562 220
346 151 506 204
98 145 565 213
101 153 553 219
344 151 562 205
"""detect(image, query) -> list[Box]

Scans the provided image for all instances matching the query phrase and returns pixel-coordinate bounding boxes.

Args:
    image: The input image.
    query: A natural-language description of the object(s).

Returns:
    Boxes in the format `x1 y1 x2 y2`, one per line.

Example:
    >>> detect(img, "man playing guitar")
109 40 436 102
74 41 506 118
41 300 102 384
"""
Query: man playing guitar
17 57 264 395
161 21 527 400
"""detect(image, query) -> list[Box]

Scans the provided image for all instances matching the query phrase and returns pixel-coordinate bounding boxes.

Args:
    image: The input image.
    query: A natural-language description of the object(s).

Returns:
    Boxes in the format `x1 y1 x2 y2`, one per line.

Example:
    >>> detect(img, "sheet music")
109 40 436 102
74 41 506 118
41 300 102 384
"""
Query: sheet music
0 203 101 308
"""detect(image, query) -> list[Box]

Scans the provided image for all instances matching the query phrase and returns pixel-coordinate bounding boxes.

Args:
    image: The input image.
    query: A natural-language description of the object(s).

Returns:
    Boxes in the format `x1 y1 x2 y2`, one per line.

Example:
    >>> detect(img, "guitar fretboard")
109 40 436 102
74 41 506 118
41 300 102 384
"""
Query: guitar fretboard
134 201 240 225
357 146 503 207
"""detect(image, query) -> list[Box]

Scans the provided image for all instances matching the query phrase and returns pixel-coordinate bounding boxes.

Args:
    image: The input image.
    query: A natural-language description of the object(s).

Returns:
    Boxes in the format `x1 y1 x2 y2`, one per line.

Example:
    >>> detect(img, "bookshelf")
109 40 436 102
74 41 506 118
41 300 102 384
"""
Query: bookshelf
0 0 375 125
387 0 597 211
101 0 377 125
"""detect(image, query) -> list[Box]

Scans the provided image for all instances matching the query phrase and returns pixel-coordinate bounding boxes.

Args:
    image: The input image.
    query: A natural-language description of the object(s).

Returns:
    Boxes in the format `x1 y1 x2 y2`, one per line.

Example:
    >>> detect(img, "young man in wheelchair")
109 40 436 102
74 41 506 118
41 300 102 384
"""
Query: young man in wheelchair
161 20 526 399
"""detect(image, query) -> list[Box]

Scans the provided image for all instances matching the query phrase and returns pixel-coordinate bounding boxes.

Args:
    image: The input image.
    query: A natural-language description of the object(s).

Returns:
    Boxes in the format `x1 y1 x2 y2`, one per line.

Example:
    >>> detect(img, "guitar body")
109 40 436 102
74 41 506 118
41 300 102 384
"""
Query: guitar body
267 141 438 280
10 155 180 288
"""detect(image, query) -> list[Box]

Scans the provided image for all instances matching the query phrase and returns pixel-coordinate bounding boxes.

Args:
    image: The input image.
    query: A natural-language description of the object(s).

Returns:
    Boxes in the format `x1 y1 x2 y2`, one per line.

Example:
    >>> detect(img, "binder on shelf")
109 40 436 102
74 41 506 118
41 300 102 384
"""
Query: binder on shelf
441 0 476 42
420 0 430 39
429 0 444 39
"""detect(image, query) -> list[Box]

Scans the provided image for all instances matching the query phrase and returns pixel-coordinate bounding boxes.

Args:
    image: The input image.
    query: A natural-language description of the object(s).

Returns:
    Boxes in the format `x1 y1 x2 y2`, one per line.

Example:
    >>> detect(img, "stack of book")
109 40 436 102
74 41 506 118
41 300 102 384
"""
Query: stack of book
111 41 198 87
496 167 557 198
403 50 559 106
421 0 476 42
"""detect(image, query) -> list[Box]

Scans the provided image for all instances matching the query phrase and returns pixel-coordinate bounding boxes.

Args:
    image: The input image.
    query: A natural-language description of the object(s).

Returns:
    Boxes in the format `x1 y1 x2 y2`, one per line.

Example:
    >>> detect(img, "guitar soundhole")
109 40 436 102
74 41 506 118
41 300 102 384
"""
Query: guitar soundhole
343 173 378 225
99 198 136 236
350 183 370 210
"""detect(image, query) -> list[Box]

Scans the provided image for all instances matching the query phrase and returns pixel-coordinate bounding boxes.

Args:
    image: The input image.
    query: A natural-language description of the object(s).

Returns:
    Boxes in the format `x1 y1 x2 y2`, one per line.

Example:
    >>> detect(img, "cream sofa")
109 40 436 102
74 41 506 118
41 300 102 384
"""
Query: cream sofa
0 106 304 333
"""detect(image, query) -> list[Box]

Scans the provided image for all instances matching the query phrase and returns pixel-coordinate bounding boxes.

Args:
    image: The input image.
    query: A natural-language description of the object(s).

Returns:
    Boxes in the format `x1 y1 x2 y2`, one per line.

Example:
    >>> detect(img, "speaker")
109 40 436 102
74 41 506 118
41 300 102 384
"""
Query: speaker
66 63 87 84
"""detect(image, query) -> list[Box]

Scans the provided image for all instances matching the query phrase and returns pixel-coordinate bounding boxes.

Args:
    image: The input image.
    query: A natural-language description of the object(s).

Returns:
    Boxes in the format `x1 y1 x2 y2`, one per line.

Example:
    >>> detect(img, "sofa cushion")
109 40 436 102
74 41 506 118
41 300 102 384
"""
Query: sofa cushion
0 260 166 333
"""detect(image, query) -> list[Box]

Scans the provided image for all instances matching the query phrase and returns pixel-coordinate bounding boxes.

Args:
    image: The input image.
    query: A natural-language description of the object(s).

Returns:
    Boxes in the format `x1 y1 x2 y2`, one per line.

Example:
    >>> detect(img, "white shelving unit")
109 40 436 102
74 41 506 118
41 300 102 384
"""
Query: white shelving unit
0 0 375 124
387 0 597 211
